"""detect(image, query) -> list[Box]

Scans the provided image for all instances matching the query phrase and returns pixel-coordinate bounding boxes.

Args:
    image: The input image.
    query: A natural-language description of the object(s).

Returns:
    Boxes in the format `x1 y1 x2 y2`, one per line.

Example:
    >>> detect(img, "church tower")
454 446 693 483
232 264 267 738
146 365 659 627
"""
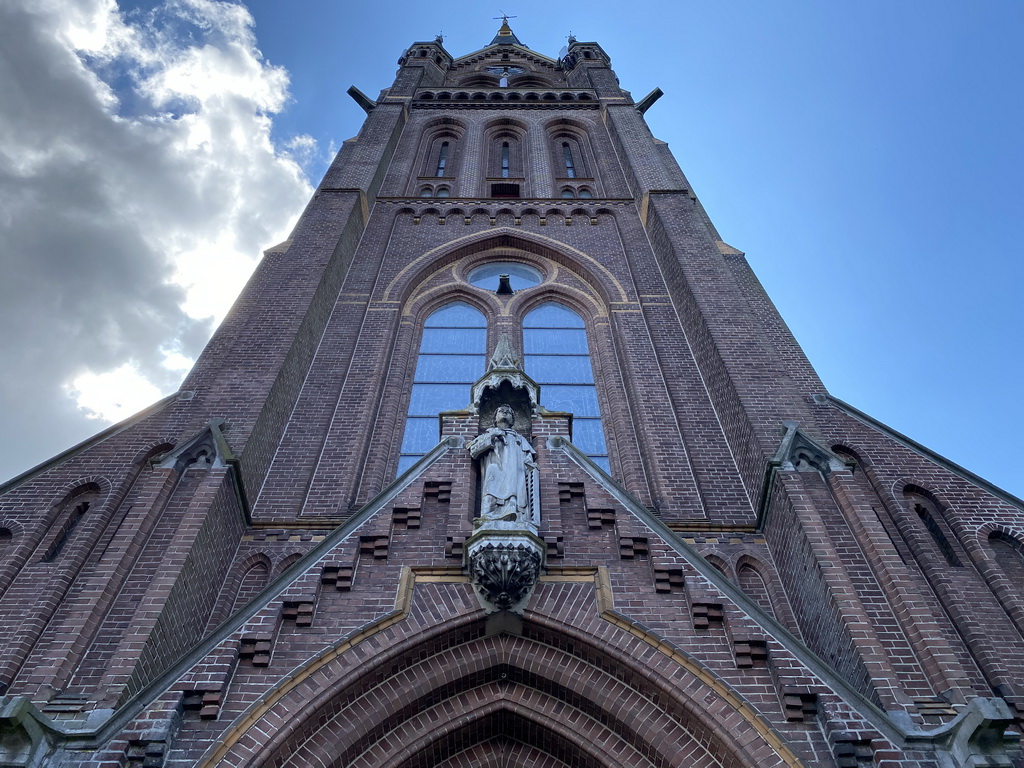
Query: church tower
1 22 1022 767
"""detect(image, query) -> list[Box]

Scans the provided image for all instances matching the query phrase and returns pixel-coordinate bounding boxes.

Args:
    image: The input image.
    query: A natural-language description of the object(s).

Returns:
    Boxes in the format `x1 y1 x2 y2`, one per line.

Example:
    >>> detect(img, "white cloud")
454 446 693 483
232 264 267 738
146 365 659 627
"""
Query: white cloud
66 364 165 422
0 0 314 480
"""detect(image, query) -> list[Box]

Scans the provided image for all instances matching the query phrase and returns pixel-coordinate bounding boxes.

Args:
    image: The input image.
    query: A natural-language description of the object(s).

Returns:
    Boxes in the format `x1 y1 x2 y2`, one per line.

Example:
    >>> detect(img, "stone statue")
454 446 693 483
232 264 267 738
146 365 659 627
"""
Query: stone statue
469 404 537 525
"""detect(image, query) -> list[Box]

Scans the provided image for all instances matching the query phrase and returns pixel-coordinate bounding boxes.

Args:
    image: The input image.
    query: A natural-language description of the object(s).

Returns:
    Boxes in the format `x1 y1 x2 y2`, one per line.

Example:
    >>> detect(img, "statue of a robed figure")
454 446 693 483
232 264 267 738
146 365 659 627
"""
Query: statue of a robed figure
468 404 538 526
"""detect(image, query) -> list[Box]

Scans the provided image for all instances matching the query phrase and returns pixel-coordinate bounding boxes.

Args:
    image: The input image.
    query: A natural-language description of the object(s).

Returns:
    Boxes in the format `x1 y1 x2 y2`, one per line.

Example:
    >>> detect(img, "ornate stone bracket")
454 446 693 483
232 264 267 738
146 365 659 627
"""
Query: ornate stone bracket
923 697 1019 768
772 420 853 476
0 697 55 767
157 419 232 472
466 534 545 614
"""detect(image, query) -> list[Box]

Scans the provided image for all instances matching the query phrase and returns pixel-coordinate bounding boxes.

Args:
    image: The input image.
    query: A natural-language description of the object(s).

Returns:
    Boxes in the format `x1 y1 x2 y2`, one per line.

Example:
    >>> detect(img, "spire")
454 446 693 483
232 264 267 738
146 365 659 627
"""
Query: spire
489 14 525 47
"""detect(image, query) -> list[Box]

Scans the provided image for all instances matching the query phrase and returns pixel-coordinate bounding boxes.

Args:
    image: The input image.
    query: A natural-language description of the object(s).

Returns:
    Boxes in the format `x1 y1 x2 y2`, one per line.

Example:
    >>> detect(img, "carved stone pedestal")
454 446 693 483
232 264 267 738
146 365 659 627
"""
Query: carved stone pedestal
465 533 545 614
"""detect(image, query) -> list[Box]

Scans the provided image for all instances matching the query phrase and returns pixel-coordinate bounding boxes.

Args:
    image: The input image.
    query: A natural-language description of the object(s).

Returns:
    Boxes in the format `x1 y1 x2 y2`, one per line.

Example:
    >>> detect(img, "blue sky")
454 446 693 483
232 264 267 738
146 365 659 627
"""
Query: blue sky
1 0 1021 498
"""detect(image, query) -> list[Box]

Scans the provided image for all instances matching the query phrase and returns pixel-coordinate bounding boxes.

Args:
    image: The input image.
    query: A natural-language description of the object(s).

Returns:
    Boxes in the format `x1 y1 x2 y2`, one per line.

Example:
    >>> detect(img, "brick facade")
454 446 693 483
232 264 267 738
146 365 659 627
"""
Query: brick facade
0 23 1021 767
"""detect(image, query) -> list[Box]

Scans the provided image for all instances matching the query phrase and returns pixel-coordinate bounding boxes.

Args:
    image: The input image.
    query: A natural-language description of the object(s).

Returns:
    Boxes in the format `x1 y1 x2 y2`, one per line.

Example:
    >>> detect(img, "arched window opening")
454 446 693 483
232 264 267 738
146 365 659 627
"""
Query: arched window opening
419 186 433 198
43 498 92 562
399 303 487 474
579 188 593 199
0 528 11 544
562 142 577 178
501 142 510 178
436 141 449 177
523 303 609 471
436 187 450 198
990 532 1024 588
560 188 576 199
906 492 962 567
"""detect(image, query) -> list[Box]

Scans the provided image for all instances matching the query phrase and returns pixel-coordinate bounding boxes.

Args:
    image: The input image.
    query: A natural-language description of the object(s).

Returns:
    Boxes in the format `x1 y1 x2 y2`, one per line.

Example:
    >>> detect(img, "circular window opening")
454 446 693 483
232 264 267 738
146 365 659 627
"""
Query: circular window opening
467 262 542 291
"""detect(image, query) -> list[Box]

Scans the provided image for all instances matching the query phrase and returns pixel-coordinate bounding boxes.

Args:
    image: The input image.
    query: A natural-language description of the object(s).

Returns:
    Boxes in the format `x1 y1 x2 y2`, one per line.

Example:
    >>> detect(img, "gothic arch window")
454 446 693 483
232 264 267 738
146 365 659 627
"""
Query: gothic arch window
523 303 609 471
905 489 962 567
398 303 487 474
420 130 462 180
547 126 594 188
42 488 100 562
486 126 525 182
989 532 1024 587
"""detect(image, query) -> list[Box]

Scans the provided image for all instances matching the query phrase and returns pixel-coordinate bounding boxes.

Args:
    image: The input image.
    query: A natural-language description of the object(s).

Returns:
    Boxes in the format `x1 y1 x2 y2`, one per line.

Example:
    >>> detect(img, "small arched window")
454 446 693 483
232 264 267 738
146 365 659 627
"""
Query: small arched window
399 303 487 474
419 186 433 198
578 188 593 199
560 188 576 199
436 187 450 198
523 303 609 471
906 490 962 567
43 498 93 562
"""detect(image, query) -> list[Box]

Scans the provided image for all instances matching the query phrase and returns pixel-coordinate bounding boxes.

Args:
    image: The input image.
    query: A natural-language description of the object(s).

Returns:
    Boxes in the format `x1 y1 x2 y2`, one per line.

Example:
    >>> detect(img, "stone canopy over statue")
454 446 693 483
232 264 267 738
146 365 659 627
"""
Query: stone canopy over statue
469 404 537 526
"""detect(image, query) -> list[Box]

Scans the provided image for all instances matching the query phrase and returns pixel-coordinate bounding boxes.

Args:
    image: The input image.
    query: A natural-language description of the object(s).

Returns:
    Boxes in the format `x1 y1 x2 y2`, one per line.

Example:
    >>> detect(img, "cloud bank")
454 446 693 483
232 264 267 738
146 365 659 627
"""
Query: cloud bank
0 0 313 480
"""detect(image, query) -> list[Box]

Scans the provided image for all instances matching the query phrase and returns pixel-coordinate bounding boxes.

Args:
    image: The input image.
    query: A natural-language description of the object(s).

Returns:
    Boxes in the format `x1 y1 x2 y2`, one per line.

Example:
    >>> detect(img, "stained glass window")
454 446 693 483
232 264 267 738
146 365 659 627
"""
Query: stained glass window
523 303 609 471
398 303 486 474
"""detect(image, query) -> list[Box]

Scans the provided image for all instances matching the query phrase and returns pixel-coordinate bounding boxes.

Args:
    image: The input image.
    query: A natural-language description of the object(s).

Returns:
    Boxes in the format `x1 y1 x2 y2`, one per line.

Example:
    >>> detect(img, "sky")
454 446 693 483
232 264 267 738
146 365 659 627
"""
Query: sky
0 0 1021 499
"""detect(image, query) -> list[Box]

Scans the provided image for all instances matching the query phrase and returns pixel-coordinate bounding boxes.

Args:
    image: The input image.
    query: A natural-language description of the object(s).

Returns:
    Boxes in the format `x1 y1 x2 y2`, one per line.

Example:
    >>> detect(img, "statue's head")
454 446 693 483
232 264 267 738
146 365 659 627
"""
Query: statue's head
494 404 515 429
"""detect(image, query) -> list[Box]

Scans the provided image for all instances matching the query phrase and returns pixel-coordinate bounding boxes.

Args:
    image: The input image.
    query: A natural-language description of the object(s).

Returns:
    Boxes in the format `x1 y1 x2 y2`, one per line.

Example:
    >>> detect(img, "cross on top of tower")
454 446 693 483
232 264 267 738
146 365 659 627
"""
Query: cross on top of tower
488 13 525 47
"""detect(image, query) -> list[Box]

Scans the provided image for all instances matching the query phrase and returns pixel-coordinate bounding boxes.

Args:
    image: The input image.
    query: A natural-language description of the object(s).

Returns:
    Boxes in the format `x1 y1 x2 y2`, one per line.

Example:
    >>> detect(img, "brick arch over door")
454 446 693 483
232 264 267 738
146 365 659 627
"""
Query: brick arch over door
201 611 802 768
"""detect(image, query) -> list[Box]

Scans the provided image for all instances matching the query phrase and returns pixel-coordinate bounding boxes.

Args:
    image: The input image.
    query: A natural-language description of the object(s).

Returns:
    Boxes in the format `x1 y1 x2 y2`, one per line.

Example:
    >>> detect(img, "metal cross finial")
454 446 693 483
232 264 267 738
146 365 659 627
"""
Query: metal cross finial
493 11 518 23
435 30 445 43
